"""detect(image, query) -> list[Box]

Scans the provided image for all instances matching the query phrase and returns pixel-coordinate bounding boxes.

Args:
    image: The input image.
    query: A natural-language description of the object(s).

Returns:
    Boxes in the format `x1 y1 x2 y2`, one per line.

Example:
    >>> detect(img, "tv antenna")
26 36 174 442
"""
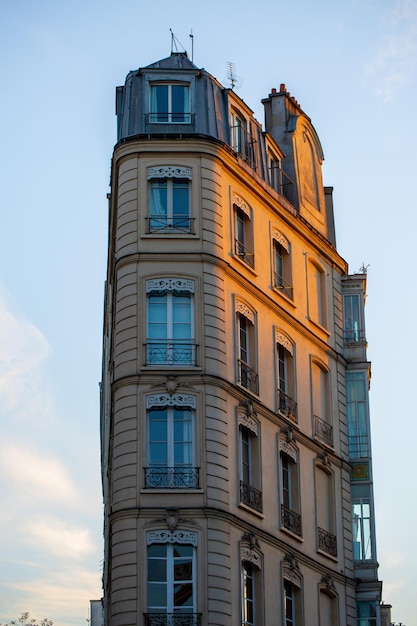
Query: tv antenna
170 29 187 55
189 29 194 62
225 61 243 90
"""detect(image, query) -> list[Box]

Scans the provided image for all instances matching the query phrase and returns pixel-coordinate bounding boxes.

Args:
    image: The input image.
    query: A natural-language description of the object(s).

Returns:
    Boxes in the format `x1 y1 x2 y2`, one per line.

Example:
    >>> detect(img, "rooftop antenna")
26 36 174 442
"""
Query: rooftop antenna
225 61 243 90
170 29 187 56
189 29 194 62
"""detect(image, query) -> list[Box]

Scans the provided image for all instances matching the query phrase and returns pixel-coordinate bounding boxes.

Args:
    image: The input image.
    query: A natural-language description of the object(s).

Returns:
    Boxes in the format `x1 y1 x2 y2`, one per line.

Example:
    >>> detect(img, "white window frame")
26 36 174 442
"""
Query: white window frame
276 332 296 421
147 166 192 233
149 82 191 123
272 231 293 299
236 301 258 394
279 436 302 537
238 407 262 513
233 195 254 268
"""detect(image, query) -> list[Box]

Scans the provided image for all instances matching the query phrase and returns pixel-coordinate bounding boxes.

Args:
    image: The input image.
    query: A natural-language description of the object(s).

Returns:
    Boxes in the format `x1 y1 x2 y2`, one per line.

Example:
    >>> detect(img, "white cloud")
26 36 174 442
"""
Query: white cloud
364 0 417 100
23 517 96 560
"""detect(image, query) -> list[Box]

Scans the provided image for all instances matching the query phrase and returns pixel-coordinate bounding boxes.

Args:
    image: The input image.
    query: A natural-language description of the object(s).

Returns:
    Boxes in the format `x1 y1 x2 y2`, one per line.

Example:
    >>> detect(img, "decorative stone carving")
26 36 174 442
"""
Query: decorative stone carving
236 300 255 324
241 547 262 570
275 330 293 355
146 278 195 293
147 529 198 546
238 411 259 436
279 434 297 462
232 193 251 217
147 166 192 180
146 394 197 409
283 553 301 588
272 229 289 252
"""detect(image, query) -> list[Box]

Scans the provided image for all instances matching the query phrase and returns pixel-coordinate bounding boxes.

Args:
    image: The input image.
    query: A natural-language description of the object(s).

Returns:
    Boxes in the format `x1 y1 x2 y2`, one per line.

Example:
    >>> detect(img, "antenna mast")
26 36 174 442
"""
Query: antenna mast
189 30 194 62
227 62 237 89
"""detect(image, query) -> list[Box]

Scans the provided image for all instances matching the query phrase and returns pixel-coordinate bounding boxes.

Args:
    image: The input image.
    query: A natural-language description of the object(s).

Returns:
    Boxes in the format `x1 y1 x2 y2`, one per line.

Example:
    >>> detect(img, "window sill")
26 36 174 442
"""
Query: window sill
232 253 257 275
141 488 204 494
317 548 338 562
306 316 331 337
280 526 304 542
272 285 296 307
238 502 265 519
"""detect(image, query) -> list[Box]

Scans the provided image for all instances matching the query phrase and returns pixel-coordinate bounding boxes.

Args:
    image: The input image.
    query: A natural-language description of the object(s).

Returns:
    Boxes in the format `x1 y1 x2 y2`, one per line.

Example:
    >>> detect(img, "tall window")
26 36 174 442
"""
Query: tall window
236 302 258 394
146 530 198 624
308 261 327 327
346 371 369 458
233 195 254 268
276 333 296 422
312 361 332 447
273 232 293 299
145 394 197 489
240 537 263 626
279 439 302 537
146 278 195 366
352 499 372 561
148 166 192 233
149 83 190 123
357 601 377 625
316 464 337 557
282 558 303 626
343 294 364 343
241 562 255 626
238 406 262 513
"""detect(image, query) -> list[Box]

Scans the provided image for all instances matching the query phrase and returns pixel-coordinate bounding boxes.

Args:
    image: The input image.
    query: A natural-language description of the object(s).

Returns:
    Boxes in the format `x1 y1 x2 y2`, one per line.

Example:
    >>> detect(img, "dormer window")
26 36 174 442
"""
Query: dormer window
150 83 190 123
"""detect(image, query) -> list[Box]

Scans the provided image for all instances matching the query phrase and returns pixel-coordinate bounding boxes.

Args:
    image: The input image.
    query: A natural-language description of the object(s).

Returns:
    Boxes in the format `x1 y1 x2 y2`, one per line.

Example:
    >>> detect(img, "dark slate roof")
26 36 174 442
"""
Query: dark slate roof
143 52 199 71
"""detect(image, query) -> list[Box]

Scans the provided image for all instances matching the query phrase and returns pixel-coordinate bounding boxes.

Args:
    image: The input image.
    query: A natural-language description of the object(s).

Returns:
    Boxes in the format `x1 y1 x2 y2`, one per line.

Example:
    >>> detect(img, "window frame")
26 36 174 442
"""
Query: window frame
282 557 303 626
146 278 195 367
145 393 198 489
346 371 369 459
233 195 254 269
236 301 258 394
308 259 327 328
279 436 302 538
240 537 263 626
276 332 297 422
149 82 191 124
238 404 262 513
147 165 192 233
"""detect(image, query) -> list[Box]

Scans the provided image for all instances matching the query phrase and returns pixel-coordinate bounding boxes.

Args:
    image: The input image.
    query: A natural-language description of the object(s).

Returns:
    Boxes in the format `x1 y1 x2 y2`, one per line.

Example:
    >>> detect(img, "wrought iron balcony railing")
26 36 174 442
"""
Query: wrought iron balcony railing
343 329 366 345
281 504 302 537
144 467 199 489
146 341 196 366
269 165 296 205
277 389 298 423
230 125 257 170
314 414 333 447
238 359 259 394
273 272 293 299
318 527 337 557
144 613 202 626
234 238 254 268
240 480 263 513
146 216 194 234
146 112 195 125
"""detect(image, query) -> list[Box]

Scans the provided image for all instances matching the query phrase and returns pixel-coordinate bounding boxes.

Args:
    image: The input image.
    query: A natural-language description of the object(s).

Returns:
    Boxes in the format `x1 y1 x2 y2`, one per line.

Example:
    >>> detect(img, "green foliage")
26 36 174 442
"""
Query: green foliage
0 613 53 626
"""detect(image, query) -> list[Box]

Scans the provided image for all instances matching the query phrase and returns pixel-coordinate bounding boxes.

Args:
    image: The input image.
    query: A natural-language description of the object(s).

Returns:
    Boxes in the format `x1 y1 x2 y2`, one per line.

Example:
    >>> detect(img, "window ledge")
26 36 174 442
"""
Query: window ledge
272 286 296 307
306 316 331 337
142 232 200 239
232 253 258 276
317 548 339 562
238 502 265 519
280 526 304 543
140 488 204 494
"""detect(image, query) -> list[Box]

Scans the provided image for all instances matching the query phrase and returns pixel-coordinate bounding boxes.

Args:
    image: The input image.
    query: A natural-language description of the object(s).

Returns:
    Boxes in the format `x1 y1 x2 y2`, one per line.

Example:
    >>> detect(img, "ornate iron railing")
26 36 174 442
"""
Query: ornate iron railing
281 504 302 537
314 414 333 447
238 359 259 394
144 613 201 626
318 527 337 557
240 480 263 513
146 216 193 234
343 329 366 344
269 165 296 205
274 272 293 299
146 341 196 366
144 467 199 489
230 125 257 170
235 238 254 268
277 389 298 423
146 112 195 125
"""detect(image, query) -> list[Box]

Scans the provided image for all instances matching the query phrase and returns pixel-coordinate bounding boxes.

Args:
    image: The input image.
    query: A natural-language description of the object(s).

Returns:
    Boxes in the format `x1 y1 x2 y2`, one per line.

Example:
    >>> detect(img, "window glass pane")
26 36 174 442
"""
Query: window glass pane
150 181 168 216
172 295 191 338
147 582 167 608
148 295 167 339
172 181 189 223
172 85 189 122
151 85 168 122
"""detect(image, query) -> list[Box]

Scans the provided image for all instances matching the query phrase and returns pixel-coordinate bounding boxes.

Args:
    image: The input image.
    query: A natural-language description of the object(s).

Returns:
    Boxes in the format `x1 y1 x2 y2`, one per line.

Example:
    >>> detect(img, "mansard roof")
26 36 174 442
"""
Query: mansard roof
143 52 199 71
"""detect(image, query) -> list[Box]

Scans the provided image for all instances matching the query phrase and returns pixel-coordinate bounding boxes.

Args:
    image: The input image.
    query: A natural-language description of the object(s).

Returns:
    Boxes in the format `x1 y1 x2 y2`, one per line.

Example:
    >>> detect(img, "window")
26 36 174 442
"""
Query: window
233 195 254 268
319 576 338 626
312 361 332 446
346 371 369 458
146 530 199 625
147 166 192 233
149 83 190 123
240 535 263 626
145 394 198 489
343 294 364 343
272 232 293 299
352 499 373 561
146 278 195 366
268 151 295 204
279 437 302 537
357 601 377 626
316 463 337 557
282 556 303 626
308 261 327 327
276 332 297 422
238 404 262 513
236 302 258 394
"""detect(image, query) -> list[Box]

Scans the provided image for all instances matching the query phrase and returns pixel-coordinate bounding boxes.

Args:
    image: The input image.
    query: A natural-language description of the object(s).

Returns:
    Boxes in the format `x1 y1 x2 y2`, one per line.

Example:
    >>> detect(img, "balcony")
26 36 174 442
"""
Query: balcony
277 389 298 423
230 125 257 170
235 238 254 268
318 527 337 557
274 272 293 299
240 480 263 513
343 329 366 345
146 341 196 366
314 414 333 447
281 504 302 537
269 165 296 205
145 112 195 126
238 359 259 394
146 216 194 234
144 467 199 489
144 614 202 626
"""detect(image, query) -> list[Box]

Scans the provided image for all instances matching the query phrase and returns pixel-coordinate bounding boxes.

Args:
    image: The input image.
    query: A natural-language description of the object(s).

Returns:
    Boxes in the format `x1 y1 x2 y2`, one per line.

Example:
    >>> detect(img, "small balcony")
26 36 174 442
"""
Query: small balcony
146 341 196 366
144 614 202 626
274 272 293 300
235 238 254 268
281 504 302 537
343 329 366 345
277 389 298 423
146 216 194 234
230 125 257 170
240 480 263 513
238 359 259 394
269 165 296 205
145 112 195 126
314 414 333 447
318 527 337 557
144 467 199 489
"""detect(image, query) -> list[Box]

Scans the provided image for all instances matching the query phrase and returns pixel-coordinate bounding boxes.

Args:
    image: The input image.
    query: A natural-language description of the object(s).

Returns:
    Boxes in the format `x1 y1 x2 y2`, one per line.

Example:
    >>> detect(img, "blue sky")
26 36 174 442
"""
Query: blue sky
0 1 416 624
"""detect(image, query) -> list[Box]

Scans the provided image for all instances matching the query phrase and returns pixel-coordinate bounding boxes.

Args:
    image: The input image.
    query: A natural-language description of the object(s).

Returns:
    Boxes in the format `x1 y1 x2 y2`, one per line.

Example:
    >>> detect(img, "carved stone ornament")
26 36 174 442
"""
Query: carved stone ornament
320 574 337 598
238 410 259 436
279 435 298 462
275 330 293 355
147 529 198 546
283 554 301 588
147 166 192 180
272 229 289 253
232 193 251 218
236 300 255 324
146 393 197 409
146 278 195 293
241 548 262 570
166 376 178 395
317 451 331 467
